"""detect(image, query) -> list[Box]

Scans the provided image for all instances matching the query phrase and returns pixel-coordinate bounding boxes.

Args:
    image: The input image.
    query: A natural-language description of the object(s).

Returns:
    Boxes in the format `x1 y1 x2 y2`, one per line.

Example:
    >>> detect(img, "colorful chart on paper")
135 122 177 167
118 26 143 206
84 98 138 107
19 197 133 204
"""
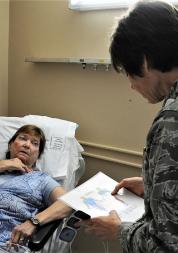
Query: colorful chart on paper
60 172 144 222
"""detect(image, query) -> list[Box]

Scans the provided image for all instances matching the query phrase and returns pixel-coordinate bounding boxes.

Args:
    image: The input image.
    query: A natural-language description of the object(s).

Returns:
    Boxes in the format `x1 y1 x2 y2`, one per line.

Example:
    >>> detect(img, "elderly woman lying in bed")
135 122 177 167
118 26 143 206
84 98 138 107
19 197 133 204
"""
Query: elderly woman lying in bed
0 124 71 251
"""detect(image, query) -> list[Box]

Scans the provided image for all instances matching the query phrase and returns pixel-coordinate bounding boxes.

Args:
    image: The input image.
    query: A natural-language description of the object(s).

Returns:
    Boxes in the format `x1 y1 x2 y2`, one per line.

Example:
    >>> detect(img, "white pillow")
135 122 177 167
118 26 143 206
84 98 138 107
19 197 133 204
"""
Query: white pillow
0 115 83 181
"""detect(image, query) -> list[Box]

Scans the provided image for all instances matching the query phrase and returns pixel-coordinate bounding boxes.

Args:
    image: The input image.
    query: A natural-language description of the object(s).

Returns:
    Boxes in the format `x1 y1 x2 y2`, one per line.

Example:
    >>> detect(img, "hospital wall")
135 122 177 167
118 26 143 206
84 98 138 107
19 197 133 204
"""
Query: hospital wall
8 0 161 164
0 0 9 115
7 1 161 252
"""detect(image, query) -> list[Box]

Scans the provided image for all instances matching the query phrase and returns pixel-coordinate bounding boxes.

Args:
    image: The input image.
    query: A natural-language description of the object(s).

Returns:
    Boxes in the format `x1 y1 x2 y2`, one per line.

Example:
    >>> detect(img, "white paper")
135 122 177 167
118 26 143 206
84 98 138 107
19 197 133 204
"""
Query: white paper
60 172 145 222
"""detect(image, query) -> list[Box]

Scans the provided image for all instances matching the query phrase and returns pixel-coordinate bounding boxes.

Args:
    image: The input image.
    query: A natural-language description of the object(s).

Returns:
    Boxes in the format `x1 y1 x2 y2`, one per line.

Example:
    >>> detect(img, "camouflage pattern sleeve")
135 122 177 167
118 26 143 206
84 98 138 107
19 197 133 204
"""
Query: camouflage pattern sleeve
121 110 178 253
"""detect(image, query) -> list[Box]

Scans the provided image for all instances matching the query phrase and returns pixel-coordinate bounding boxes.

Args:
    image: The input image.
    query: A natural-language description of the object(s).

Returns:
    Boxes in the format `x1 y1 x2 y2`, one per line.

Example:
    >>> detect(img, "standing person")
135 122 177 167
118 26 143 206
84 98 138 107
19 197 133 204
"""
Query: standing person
80 1 178 252
0 124 71 252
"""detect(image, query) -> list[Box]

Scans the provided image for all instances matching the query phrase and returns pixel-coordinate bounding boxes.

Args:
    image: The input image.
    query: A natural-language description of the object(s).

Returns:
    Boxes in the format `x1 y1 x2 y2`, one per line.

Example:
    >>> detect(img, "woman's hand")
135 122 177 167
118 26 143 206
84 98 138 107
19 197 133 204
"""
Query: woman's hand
0 158 32 173
112 177 144 197
78 210 121 240
10 220 37 245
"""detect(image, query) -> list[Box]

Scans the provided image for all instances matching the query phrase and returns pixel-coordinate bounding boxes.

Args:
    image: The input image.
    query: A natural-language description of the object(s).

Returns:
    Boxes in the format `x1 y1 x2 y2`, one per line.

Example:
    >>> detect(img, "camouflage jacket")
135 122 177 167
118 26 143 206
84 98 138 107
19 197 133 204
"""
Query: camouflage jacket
121 80 178 253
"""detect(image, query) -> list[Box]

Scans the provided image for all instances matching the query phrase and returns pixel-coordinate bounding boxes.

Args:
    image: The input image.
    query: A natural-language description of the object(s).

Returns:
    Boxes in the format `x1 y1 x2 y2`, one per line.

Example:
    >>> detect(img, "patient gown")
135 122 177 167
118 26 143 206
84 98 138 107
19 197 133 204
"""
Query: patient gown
0 171 59 247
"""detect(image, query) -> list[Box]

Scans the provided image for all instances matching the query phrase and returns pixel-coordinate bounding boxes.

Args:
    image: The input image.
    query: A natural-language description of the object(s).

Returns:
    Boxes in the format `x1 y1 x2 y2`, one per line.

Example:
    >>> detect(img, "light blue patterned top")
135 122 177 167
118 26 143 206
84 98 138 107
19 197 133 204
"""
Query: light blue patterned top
0 171 59 246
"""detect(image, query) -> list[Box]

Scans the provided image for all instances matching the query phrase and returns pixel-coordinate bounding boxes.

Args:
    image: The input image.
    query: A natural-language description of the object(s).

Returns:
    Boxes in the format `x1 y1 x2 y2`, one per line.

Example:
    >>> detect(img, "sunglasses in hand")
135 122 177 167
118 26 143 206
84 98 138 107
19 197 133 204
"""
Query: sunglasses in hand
59 210 90 243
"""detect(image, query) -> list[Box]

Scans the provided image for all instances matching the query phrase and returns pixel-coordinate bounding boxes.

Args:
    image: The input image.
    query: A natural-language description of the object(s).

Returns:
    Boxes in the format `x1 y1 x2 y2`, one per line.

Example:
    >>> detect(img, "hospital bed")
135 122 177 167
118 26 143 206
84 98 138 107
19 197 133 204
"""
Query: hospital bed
0 115 85 253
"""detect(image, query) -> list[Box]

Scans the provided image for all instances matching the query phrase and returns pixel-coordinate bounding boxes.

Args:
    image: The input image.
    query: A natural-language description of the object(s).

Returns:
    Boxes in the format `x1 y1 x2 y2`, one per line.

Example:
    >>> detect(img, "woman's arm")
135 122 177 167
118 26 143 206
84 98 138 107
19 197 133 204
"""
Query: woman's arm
34 186 71 224
10 186 71 244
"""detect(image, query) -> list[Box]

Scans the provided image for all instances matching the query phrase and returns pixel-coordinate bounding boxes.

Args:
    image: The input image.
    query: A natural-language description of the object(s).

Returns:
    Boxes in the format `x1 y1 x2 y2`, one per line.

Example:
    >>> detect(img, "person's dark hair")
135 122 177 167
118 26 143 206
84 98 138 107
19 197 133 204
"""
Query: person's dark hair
6 124 46 159
110 1 178 77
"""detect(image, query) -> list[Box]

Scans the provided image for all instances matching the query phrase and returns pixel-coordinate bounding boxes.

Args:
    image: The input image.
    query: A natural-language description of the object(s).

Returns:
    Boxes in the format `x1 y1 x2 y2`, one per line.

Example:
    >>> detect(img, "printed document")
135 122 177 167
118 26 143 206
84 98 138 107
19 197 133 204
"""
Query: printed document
60 172 145 222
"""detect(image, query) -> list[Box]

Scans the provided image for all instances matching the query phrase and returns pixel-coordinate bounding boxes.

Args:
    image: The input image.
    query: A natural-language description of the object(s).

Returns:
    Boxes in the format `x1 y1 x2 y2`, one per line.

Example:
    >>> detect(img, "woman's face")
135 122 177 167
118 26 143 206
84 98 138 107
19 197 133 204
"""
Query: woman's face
9 132 40 167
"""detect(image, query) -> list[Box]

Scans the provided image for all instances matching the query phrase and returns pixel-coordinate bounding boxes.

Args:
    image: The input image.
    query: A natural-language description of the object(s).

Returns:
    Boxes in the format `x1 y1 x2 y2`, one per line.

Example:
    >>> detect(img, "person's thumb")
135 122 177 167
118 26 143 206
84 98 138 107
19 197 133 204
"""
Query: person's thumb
109 210 118 217
109 210 121 223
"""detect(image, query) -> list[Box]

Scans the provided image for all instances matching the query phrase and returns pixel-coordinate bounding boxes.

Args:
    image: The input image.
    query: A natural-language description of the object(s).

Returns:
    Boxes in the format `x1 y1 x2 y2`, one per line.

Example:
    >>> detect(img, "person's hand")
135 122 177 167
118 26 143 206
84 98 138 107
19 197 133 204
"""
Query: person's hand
112 177 144 197
77 210 121 240
10 220 37 245
6 158 32 173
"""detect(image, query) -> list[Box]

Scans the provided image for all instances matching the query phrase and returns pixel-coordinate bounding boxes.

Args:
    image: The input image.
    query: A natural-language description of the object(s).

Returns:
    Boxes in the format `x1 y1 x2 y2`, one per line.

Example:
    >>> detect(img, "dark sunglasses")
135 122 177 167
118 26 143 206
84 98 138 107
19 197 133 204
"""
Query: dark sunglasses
59 210 90 243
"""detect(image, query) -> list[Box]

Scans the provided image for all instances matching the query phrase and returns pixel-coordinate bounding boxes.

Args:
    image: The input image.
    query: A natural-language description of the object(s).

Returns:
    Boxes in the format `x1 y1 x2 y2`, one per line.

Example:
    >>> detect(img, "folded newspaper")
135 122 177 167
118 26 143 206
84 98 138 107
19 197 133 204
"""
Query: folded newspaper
60 172 144 222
